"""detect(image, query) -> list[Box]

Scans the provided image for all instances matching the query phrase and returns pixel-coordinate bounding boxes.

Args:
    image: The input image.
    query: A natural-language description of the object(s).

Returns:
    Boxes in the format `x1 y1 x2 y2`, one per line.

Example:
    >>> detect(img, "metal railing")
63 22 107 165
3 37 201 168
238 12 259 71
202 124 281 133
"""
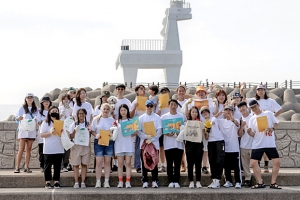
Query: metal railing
103 80 300 89
170 0 190 8
121 39 166 51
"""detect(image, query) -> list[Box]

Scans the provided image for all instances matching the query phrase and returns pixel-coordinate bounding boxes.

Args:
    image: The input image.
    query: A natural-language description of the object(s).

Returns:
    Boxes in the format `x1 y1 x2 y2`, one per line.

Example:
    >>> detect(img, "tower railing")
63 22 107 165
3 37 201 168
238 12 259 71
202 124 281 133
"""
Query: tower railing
121 39 166 51
170 0 190 8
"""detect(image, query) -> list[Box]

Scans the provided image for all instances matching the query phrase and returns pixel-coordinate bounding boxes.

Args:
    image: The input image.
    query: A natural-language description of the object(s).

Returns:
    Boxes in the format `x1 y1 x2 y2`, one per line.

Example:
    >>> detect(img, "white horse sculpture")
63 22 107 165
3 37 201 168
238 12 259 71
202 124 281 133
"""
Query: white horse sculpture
115 0 192 85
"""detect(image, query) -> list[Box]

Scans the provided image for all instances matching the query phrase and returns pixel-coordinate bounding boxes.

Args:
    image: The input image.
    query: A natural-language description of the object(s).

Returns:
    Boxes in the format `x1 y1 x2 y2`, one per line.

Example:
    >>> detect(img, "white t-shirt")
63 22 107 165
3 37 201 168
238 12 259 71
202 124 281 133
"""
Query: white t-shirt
215 104 225 119
16 106 38 139
176 99 187 114
234 106 242 121
59 106 73 120
248 111 279 149
59 100 75 109
155 101 170 116
207 117 224 142
130 99 146 117
72 102 94 123
114 119 135 154
161 112 187 150
114 98 132 119
240 114 253 149
246 98 282 113
149 95 158 105
91 117 114 136
93 105 102 117
138 112 162 150
37 110 48 143
69 121 90 146
218 118 240 152
40 121 64 154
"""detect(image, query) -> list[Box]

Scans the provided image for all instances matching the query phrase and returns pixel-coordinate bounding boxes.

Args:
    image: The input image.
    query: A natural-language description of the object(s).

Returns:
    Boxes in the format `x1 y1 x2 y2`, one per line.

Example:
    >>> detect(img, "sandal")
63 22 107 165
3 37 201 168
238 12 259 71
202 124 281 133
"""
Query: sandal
24 168 32 173
270 183 282 189
251 182 266 189
14 168 20 173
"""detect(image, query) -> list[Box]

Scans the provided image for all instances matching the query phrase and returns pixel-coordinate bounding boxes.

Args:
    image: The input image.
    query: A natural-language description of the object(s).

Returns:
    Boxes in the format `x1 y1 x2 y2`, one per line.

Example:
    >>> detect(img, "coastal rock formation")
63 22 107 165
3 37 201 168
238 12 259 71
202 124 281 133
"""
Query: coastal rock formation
3 85 300 121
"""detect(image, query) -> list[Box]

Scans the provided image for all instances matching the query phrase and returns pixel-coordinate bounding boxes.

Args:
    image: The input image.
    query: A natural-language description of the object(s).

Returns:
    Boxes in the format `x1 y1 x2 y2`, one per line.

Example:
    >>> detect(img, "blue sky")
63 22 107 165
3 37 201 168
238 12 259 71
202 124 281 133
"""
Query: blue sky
1 0 300 104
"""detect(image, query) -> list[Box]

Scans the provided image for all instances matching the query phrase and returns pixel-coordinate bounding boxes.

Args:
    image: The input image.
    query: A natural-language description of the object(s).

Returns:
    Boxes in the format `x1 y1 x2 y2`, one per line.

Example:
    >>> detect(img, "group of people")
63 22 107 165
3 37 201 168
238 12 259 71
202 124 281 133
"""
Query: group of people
13 82 283 190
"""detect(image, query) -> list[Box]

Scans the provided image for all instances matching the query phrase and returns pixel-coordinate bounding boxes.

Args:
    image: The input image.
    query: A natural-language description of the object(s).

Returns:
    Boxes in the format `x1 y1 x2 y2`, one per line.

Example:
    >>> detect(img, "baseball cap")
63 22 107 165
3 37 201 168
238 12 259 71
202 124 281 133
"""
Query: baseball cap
196 86 207 94
256 84 266 90
68 87 76 93
100 90 110 98
160 87 170 93
200 106 210 114
25 93 34 98
168 99 182 108
145 100 154 106
232 92 242 98
41 96 51 103
224 105 234 111
249 99 259 108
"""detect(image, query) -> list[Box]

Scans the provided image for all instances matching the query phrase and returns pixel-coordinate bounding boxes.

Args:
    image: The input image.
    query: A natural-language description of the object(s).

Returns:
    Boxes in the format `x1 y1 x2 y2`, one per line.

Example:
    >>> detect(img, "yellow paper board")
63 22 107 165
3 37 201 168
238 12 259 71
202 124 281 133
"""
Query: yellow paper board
98 130 110 146
158 93 170 109
144 121 156 136
194 100 208 109
256 116 269 132
137 96 148 111
53 120 64 136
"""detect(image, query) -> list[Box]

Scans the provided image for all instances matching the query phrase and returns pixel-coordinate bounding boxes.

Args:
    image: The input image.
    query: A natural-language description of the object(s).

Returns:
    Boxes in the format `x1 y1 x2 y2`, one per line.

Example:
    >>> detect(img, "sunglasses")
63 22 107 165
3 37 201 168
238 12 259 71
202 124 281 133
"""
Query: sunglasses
146 104 154 108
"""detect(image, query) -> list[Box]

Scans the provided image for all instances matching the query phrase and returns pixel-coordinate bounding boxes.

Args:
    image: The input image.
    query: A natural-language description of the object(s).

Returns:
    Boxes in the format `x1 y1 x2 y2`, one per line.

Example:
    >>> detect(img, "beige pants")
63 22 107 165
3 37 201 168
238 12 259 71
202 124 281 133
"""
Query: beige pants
240 148 252 180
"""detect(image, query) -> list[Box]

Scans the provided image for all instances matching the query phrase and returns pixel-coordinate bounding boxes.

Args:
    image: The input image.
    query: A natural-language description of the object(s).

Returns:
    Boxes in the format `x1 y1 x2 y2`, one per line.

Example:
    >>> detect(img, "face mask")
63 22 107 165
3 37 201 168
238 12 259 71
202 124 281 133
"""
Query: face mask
50 112 59 118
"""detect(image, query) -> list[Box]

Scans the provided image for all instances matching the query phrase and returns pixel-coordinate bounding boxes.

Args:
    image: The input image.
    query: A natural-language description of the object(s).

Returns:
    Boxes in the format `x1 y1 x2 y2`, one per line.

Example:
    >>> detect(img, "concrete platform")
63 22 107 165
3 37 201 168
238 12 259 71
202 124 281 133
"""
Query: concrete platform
0 168 299 188
0 187 299 200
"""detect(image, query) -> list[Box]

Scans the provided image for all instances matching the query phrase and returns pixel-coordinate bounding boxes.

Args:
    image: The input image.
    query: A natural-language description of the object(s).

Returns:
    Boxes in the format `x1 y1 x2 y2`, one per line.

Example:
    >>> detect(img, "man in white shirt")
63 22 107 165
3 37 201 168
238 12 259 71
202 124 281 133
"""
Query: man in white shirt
237 101 253 187
247 99 281 189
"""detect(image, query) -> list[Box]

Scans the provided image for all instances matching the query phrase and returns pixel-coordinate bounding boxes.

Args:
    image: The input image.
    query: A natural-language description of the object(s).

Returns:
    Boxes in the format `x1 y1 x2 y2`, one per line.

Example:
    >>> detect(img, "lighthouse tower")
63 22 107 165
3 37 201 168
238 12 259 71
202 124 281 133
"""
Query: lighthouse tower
115 0 192 85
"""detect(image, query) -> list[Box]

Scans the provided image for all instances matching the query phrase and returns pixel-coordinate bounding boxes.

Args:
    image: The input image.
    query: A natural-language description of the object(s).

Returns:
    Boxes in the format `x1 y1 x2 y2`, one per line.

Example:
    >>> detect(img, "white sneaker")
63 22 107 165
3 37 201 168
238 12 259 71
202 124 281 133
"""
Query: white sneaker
95 181 101 188
125 181 131 188
168 182 174 188
235 182 242 189
174 182 180 188
62 168 68 172
117 182 124 188
211 179 220 189
224 181 233 188
81 182 86 189
196 182 202 188
143 182 148 188
103 181 110 188
73 183 79 189
189 182 194 188
152 181 158 188
207 181 214 188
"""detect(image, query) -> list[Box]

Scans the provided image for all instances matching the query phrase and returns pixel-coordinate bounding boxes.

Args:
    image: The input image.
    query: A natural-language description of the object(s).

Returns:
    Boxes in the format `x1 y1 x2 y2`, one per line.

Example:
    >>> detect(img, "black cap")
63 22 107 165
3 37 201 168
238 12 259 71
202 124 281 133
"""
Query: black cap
237 101 247 108
116 84 126 89
249 99 259 108
168 99 182 108
41 96 51 103
160 87 170 93
232 92 242 98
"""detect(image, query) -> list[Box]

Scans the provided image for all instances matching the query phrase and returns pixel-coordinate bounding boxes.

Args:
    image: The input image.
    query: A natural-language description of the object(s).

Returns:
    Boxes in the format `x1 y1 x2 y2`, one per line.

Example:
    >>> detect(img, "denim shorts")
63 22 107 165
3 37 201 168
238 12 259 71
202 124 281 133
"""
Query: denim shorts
94 140 114 157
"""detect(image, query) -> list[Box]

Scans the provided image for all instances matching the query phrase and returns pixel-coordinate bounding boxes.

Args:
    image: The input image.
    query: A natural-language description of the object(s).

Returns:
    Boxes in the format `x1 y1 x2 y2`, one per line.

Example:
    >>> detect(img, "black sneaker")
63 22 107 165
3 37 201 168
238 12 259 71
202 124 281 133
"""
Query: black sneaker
244 180 251 187
112 165 118 172
54 182 60 189
45 183 52 189
202 167 209 174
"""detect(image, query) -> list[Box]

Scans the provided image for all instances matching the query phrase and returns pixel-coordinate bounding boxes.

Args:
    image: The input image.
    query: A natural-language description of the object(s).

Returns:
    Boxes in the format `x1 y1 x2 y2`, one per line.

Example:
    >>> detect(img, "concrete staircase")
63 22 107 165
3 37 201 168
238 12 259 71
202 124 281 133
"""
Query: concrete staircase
0 169 299 200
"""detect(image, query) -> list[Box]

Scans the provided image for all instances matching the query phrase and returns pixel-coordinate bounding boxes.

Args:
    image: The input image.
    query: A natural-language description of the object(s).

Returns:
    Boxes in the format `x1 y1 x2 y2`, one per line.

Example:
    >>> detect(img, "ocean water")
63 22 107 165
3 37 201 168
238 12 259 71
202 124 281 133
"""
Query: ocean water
0 104 20 121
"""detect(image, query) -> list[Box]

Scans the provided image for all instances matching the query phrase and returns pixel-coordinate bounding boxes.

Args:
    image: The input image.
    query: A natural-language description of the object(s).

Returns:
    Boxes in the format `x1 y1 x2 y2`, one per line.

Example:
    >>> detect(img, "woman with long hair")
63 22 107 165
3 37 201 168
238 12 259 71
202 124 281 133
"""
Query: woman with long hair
14 93 38 173
40 106 64 189
69 108 91 189
37 96 52 172
72 88 94 125
91 103 115 188
115 104 136 188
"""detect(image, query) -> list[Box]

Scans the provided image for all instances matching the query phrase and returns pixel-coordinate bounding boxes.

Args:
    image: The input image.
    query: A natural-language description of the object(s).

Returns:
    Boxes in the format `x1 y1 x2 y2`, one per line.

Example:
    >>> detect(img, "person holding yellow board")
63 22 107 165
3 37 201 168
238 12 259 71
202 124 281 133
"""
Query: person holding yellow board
137 100 162 188
247 100 281 189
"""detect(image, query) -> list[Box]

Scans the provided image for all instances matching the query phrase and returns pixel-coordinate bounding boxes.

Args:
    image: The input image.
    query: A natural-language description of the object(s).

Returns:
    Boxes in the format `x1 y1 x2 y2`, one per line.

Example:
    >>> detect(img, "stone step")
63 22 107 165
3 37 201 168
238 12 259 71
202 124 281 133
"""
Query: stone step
0 169 299 188
0 187 299 200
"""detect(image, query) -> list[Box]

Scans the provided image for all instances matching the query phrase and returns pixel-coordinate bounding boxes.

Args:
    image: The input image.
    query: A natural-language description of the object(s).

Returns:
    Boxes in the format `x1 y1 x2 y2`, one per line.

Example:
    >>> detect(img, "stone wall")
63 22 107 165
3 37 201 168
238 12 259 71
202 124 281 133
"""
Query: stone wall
0 121 300 169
